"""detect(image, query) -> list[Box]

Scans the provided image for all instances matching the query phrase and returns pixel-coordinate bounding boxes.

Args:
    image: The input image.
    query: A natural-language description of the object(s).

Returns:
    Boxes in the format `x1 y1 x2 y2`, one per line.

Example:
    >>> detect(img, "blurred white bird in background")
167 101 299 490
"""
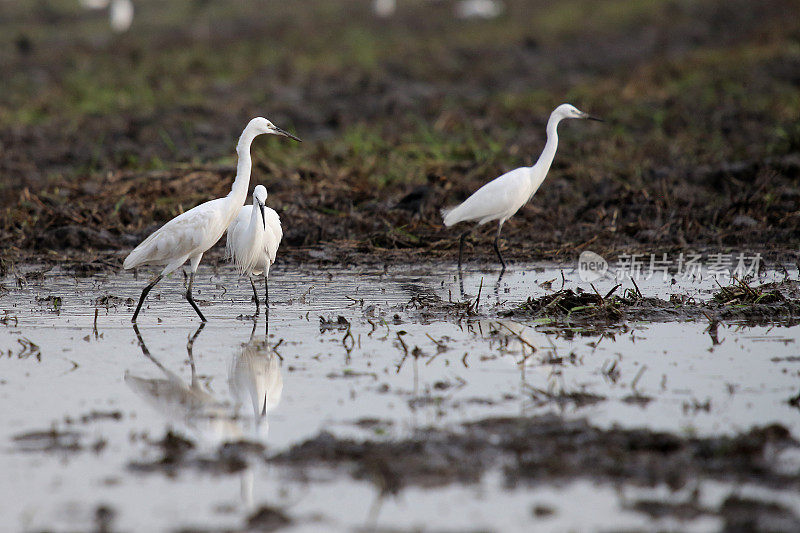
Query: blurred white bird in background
226 185 283 319
373 0 396 17
80 0 134 32
455 0 503 19
442 103 602 271
124 117 300 323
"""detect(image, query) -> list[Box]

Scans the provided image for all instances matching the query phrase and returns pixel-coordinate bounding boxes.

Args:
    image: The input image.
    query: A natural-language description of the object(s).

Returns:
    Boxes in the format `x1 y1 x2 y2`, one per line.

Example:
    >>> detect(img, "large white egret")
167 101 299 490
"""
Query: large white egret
441 103 602 271
225 185 283 318
124 117 300 323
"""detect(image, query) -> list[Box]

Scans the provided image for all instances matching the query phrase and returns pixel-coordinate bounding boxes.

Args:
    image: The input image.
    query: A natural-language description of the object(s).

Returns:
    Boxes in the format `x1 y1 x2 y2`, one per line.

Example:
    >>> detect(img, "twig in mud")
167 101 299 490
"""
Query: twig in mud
367 319 377 336
342 327 355 354
272 338 284 360
497 322 537 354
425 333 447 352
630 277 643 299
604 284 622 299
394 332 409 373
462 352 469 368
475 277 483 309
345 295 364 307
93 308 98 337
631 365 647 391
560 270 566 290
300 285 314 303
590 283 603 299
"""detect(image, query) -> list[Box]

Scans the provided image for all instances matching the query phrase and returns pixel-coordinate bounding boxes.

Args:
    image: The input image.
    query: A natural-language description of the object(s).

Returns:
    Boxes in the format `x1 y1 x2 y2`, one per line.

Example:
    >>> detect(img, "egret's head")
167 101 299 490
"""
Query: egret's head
247 117 302 142
554 103 603 122
253 185 268 205
253 185 268 230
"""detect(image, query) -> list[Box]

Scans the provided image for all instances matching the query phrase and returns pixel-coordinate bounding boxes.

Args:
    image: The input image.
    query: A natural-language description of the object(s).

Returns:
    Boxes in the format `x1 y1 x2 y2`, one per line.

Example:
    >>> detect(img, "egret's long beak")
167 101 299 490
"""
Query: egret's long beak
259 203 266 231
582 113 604 122
272 126 302 142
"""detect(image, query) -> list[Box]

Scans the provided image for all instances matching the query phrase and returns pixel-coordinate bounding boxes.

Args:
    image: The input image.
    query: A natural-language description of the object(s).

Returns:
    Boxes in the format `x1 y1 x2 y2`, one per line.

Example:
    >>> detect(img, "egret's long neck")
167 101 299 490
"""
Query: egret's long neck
228 127 258 205
524 112 562 197
533 113 561 174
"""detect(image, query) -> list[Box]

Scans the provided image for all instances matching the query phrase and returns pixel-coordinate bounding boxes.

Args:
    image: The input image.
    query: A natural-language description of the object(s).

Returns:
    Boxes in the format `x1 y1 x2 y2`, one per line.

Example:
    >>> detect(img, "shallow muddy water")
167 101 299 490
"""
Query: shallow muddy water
1 262 799 531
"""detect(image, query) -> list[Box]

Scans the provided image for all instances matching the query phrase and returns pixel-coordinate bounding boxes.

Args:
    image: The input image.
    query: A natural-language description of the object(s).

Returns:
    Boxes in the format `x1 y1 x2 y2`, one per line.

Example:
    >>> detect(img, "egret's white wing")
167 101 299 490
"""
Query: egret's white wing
442 166 532 226
225 205 251 259
124 198 228 272
263 208 282 264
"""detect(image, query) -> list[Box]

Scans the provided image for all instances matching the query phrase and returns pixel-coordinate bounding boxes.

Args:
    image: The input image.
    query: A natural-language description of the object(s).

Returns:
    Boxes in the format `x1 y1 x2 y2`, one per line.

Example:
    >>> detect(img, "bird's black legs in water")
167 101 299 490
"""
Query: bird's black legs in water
249 277 260 317
132 275 163 323
132 273 207 323
493 223 507 272
264 274 270 335
185 272 207 322
458 231 469 271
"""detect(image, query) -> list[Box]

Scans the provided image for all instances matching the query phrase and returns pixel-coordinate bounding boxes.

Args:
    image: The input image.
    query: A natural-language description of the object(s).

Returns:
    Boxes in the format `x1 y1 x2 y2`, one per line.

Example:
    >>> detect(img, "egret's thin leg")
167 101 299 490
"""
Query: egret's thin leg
458 231 469 271
264 274 269 335
185 272 207 322
249 277 260 317
493 223 507 272
132 275 163 323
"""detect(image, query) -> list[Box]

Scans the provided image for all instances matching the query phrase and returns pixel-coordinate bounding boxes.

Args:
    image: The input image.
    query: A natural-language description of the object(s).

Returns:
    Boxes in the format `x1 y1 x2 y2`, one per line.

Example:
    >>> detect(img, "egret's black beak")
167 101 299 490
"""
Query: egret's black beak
259 203 266 231
273 126 302 142
584 114 604 122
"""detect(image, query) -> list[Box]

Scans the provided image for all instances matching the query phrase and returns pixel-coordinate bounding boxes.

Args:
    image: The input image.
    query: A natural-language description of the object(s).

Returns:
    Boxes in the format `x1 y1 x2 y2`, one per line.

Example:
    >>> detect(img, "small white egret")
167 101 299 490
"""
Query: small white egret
225 185 283 318
124 117 300 323
441 103 602 271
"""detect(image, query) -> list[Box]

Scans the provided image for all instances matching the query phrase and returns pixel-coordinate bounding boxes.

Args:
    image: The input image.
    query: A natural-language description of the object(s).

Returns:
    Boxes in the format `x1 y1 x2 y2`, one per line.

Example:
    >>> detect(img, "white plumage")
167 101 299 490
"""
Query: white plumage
226 185 283 316
228 337 283 437
124 117 300 323
442 103 602 270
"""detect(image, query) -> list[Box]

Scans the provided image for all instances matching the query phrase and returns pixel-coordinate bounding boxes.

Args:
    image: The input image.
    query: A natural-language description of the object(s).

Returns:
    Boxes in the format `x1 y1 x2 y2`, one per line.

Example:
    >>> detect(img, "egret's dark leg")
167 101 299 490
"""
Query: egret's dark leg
132 275 163 323
493 223 507 272
264 274 270 335
249 277 260 317
185 272 207 322
458 231 469 271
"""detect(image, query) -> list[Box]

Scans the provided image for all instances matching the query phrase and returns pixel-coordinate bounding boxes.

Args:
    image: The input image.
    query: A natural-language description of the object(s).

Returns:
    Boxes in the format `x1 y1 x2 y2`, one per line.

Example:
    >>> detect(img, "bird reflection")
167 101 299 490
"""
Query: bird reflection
228 334 283 440
127 323 283 445
127 324 284 509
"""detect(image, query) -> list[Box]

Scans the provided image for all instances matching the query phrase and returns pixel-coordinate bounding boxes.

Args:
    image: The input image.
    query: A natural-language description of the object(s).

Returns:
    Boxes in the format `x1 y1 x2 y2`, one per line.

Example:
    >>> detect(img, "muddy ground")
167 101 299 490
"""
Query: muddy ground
1 0 800 270
4 264 800 531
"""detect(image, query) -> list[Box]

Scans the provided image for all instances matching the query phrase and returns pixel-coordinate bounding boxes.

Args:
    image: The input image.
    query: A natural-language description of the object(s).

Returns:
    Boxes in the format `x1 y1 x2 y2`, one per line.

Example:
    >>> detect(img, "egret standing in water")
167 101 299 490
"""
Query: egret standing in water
124 117 300 323
226 185 283 318
441 103 602 271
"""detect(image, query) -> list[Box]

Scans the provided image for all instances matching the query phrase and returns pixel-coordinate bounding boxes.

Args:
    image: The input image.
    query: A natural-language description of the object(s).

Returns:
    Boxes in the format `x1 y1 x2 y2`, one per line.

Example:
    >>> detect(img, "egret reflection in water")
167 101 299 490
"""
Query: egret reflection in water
228 333 284 440
126 323 283 445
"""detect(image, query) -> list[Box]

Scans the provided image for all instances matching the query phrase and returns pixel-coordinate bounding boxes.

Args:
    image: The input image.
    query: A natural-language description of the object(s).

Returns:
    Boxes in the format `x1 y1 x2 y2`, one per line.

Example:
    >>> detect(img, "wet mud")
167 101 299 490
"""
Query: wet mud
3 265 800 530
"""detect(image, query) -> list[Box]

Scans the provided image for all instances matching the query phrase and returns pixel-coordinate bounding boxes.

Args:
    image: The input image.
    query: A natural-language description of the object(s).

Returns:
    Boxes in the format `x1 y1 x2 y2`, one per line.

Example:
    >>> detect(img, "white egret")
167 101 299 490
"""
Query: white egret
441 103 602 271
124 117 300 323
225 185 283 318
455 0 504 20
80 0 134 32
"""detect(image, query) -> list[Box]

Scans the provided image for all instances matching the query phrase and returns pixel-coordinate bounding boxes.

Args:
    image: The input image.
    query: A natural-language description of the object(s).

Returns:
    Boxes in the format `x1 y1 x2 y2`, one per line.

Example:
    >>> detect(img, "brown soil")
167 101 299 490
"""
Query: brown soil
1 0 799 269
